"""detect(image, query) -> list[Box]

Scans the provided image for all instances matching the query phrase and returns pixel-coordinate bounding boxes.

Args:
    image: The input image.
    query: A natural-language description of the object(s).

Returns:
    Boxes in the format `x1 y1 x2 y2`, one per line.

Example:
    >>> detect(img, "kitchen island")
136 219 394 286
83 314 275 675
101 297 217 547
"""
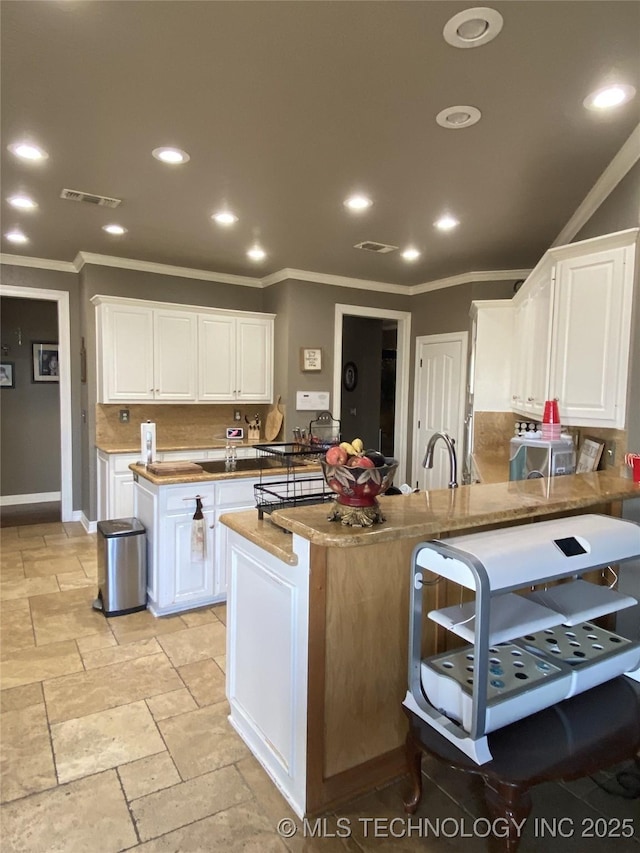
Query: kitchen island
219 470 640 817
130 456 322 615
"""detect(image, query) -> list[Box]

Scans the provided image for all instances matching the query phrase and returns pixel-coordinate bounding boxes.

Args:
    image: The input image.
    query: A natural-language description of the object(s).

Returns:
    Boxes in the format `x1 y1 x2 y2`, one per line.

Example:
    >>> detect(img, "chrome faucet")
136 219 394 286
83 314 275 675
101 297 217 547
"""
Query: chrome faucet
423 432 458 489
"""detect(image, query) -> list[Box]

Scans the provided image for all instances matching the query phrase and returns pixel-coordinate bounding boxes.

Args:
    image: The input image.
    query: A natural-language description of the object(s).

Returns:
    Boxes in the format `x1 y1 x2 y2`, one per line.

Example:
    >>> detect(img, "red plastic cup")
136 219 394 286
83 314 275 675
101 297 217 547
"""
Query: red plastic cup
542 399 560 424
633 457 640 483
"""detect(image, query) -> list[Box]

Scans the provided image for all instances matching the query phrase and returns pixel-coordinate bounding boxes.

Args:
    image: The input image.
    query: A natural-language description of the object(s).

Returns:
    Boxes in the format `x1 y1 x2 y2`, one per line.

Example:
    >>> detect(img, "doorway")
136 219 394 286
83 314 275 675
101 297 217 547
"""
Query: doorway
412 332 468 490
333 304 411 484
0 284 73 521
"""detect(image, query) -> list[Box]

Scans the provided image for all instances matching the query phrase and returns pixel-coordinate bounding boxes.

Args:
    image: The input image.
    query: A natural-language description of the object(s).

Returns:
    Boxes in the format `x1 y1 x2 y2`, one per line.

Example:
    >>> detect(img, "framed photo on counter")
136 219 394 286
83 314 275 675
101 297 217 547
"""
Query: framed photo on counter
576 436 605 473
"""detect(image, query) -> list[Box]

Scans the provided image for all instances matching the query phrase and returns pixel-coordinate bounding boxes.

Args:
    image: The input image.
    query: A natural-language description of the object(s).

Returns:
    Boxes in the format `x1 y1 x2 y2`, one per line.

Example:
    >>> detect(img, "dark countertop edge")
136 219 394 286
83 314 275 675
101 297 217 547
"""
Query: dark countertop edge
219 510 297 566
268 471 640 548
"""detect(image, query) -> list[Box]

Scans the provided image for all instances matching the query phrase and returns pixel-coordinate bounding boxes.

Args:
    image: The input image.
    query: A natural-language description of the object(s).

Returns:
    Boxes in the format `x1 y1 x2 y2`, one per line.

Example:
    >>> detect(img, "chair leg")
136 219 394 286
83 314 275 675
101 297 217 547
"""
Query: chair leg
403 730 423 815
484 780 532 853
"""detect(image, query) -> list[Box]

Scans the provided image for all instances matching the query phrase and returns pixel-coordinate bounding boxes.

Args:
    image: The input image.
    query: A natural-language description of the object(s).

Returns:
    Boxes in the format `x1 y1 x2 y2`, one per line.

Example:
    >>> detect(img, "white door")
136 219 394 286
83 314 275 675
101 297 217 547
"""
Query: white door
413 333 468 491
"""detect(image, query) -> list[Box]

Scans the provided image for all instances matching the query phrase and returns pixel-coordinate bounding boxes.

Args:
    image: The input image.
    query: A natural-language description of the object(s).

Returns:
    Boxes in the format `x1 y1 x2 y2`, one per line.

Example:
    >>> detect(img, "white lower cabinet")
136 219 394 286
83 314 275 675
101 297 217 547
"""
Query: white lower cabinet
96 451 140 521
133 471 285 615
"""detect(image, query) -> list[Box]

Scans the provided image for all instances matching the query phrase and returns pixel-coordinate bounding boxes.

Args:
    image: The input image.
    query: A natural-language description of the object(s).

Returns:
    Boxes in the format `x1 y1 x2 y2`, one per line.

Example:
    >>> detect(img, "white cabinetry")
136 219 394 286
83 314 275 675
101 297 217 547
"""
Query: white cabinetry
511 229 637 429
95 301 197 402
510 260 554 419
133 470 286 614
96 451 140 521
469 300 513 411
199 313 273 402
549 242 634 426
93 295 274 405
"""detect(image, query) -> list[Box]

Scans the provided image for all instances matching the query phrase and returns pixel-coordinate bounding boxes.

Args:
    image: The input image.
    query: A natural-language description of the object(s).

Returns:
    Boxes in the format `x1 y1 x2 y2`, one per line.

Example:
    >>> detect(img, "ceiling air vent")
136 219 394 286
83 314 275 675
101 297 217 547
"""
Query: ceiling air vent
60 188 122 208
354 241 398 254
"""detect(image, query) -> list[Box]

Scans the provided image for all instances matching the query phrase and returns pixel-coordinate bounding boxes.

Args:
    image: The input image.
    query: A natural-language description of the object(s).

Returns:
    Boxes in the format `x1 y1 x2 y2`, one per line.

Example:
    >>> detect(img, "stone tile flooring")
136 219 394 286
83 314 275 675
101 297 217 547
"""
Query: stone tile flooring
1 521 638 852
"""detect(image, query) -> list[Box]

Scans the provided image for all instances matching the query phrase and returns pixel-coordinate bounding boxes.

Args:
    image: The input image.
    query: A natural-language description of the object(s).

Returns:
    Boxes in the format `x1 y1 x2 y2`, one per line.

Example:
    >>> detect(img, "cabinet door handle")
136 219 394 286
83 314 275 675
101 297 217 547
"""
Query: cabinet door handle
527 396 534 402
209 523 215 529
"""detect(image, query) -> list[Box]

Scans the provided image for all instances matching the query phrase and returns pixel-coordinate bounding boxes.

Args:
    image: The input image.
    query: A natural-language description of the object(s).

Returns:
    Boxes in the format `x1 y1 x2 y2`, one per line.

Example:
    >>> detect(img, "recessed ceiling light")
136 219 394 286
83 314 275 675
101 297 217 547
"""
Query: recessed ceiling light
401 247 421 262
8 194 38 210
443 7 503 49
247 244 266 262
152 147 190 165
5 229 28 244
344 194 373 212
436 106 482 129
212 210 238 226
583 84 636 111
435 215 459 231
7 142 48 161
102 224 127 235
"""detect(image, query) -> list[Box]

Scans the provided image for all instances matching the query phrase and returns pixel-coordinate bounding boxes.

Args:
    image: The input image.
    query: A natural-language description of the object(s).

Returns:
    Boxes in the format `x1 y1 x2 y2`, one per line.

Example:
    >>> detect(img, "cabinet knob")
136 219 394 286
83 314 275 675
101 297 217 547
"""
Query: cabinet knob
527 396 534 402
209 523 215 529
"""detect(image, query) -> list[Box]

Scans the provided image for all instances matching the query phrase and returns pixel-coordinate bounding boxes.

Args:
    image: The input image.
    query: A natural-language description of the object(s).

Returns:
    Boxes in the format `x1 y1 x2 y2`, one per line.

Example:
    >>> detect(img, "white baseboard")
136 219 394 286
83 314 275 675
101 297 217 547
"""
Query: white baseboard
0 491 61 507
80 513 97 534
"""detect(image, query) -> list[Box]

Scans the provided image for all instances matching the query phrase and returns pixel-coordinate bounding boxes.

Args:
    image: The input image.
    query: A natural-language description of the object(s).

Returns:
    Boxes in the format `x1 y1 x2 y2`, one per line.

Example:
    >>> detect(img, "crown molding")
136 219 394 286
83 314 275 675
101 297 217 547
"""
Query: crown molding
410 268 532 295
261 267 412 295
552 122 640 247
0 253 77 273
74 252 262 288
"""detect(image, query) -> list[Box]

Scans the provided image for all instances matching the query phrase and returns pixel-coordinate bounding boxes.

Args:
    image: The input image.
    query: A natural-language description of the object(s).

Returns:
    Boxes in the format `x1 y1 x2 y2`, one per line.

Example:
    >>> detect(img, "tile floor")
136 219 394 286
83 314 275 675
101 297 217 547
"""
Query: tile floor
1 521 638 852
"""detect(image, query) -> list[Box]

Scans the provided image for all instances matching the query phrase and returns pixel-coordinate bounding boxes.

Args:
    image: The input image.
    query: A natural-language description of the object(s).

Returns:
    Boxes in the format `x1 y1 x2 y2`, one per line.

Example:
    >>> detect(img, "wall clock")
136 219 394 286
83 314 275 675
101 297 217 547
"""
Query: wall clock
342 361 358 392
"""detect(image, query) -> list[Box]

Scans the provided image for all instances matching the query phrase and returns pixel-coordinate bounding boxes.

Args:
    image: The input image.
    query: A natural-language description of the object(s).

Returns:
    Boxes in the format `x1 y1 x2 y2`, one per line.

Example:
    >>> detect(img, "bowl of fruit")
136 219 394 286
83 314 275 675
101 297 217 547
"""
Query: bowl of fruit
320 438 398 510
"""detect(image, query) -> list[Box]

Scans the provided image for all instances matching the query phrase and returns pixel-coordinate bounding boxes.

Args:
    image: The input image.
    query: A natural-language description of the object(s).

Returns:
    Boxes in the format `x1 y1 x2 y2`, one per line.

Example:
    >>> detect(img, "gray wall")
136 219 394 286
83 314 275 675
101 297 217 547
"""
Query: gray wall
1 297 60 497
264 278 410 437
0 264 82 509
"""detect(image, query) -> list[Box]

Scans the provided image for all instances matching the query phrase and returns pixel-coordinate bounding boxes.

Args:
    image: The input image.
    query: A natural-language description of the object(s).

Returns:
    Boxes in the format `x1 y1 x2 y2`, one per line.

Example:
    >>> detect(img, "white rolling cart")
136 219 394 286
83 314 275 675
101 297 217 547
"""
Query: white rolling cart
404 514 640 764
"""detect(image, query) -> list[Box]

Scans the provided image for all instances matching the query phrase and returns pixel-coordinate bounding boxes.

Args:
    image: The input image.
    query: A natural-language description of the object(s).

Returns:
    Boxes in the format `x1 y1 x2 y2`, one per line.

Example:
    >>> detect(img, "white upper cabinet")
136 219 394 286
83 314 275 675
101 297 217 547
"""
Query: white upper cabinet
98 302 156 401
469 300 513 411
153 310 198 400
93 295 274 404
511 229 637 429
549 240 635 427
511 259 554 419
198 313 273 402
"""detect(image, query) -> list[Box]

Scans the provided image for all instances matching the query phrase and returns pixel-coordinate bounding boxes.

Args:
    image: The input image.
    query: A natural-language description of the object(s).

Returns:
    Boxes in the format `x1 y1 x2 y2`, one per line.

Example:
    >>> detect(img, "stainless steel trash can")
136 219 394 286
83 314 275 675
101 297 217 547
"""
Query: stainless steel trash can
94 518 147 617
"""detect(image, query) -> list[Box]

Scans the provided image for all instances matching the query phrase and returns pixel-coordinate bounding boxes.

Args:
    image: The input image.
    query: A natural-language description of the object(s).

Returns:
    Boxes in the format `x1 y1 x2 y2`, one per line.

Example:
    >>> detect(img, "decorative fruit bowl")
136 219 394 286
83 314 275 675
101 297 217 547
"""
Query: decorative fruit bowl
320 457 399 527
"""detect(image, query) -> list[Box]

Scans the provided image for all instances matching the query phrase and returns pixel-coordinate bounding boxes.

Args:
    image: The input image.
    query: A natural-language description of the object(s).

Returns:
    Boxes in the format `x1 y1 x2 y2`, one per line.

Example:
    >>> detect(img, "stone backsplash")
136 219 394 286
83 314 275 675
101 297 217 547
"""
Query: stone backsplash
473 410 627 470
96 403 281 449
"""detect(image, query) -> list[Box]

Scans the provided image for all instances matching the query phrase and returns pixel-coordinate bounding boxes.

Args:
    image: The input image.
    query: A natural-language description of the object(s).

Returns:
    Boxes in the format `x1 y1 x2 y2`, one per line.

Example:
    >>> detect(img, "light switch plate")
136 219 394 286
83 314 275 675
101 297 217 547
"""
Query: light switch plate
296 391 330 411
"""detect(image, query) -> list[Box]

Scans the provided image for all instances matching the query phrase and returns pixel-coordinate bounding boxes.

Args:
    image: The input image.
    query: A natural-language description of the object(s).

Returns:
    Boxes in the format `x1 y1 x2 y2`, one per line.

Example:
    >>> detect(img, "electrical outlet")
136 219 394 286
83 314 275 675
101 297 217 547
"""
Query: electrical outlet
119 409 130 423
234 410 241 421
604 440 616 466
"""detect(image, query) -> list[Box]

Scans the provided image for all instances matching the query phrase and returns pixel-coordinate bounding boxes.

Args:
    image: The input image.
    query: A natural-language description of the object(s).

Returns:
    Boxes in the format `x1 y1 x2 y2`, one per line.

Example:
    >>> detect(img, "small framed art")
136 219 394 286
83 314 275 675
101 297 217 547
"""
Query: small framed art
0 362 15 388
32 342 59 383
300 348 322 372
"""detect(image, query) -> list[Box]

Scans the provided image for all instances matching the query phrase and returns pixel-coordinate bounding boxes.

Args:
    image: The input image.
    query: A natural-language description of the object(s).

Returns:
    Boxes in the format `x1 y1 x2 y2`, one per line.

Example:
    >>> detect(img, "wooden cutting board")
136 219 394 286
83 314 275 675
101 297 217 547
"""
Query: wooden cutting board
264 395 284 441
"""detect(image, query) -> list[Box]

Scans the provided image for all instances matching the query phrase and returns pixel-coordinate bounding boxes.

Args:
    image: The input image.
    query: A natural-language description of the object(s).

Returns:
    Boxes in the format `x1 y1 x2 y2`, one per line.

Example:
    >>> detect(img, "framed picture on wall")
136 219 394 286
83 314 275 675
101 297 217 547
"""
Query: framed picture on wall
32 342 59 383
0 362 15 388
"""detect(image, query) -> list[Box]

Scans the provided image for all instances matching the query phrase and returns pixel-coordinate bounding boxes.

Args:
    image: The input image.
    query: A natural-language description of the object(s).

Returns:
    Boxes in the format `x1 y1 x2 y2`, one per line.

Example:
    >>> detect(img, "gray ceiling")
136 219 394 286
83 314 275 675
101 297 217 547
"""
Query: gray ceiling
1 1 639 288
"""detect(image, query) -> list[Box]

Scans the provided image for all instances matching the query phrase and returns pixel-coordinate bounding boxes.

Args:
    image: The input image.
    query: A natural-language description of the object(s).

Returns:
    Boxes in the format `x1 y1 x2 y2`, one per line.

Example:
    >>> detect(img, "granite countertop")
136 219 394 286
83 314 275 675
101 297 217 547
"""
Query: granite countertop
219 510 298 565
220 470 639 556
130 459 321 486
